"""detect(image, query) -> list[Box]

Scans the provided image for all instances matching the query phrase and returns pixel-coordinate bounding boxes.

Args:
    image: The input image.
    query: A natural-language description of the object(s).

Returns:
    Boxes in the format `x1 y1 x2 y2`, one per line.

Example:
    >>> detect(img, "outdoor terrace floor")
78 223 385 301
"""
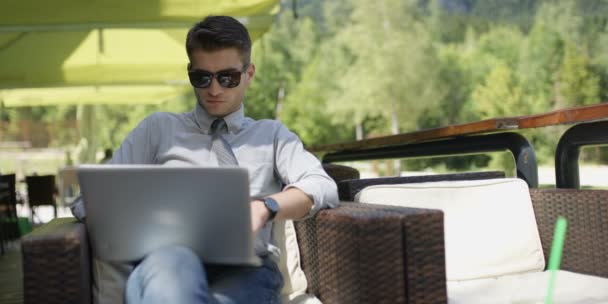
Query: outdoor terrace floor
0 243 23 304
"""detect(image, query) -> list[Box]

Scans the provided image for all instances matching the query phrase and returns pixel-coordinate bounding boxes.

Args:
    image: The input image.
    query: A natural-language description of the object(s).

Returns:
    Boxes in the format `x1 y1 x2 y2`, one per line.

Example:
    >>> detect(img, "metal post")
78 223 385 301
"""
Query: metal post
555 121 608 189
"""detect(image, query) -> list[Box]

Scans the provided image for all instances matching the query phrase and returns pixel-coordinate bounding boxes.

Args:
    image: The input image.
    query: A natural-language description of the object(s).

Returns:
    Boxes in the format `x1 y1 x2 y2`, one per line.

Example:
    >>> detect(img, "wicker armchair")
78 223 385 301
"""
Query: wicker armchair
328 170 608 302
20 165 449 304
337 178 608 281
527 189 608 278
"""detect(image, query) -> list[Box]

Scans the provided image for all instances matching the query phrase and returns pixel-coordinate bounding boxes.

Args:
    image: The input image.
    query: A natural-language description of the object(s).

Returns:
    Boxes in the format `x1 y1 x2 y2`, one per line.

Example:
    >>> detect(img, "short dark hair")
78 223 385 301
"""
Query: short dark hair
186 16 252 64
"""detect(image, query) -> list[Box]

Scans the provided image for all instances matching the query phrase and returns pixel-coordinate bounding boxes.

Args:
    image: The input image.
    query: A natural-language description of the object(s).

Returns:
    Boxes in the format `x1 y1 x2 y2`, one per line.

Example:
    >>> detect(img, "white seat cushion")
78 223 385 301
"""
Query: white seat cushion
274 220 322 303
448 270 608 304
92 258 133 304
355 178 545 281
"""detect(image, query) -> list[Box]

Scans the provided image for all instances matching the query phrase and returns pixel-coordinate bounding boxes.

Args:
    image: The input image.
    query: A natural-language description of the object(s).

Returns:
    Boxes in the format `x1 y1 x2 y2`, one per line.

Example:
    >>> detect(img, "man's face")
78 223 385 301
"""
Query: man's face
189 48 255 117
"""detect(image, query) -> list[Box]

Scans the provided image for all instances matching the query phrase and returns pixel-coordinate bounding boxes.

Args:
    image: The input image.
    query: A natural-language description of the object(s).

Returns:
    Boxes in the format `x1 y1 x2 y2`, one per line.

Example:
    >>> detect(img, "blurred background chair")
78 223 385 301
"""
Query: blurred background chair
25 175 57 224
0 218 4 254
0 179 6 255
0 174 20 249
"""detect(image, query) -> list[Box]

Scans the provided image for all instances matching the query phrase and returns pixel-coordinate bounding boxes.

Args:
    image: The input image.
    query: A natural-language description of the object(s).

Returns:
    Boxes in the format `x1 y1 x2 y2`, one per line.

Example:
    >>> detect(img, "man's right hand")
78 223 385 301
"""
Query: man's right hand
250 199 270 234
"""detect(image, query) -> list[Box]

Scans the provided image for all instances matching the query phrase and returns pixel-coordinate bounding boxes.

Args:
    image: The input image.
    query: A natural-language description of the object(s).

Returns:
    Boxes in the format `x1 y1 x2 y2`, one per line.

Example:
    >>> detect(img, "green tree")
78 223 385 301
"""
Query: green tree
280 54 352 146
557 42 601 106
472 63 523 118
246 13 318 121
327 0 442 136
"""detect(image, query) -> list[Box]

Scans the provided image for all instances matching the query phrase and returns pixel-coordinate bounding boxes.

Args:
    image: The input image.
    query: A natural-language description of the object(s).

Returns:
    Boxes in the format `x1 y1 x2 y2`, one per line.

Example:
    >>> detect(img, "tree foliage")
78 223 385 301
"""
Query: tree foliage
3 0 608 168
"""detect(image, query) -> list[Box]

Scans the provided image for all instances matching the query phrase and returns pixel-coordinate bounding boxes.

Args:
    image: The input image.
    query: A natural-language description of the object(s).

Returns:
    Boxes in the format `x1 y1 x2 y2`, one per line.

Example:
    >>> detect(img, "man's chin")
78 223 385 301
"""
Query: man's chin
198 102 224 117
197 100 241 117
205 107 229 117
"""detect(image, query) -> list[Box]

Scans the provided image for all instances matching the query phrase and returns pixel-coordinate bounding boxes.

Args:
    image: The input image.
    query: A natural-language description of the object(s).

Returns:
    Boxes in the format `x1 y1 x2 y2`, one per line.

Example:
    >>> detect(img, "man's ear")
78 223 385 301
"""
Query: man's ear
245 63 256 84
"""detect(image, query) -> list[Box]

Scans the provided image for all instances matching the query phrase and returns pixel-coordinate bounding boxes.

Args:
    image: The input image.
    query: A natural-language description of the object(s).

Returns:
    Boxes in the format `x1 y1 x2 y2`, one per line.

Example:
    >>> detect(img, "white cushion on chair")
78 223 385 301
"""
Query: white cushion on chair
355 178 545 281
274 220 322 303
448 270 608 303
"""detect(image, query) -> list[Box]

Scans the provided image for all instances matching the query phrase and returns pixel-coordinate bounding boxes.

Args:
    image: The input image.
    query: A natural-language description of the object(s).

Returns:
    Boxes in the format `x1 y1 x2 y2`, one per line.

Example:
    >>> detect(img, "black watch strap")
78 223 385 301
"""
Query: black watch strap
262 197 279 221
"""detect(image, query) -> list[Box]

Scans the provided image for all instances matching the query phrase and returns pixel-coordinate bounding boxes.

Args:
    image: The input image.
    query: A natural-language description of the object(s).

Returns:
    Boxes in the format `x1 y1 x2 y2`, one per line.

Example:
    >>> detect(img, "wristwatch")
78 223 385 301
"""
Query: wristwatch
261 197 280 222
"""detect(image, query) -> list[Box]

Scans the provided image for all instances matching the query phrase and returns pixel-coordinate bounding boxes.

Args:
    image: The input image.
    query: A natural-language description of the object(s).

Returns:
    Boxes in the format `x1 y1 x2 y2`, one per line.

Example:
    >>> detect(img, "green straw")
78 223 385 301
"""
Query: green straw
544 216 568 304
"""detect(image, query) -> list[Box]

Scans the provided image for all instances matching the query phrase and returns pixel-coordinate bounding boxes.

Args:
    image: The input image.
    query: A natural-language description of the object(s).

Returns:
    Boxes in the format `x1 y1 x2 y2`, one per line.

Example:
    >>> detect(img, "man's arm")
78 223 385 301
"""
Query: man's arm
251 188 313 233
69 114 159 221
250 123 338 233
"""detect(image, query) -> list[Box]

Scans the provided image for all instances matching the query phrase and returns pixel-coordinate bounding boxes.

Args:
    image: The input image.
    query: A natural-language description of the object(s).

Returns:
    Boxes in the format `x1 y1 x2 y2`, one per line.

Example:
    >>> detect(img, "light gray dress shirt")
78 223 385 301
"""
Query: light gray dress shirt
71 102 339 257
70 103 339 304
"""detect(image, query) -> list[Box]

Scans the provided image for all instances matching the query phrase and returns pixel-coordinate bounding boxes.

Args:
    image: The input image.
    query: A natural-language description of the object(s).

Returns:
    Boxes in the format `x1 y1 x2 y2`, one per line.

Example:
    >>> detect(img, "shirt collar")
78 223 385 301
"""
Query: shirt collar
193 103 245 134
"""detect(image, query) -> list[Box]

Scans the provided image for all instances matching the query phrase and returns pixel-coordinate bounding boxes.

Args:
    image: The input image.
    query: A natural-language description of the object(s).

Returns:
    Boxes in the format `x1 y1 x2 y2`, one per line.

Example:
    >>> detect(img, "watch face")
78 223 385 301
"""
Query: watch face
264 197 279 219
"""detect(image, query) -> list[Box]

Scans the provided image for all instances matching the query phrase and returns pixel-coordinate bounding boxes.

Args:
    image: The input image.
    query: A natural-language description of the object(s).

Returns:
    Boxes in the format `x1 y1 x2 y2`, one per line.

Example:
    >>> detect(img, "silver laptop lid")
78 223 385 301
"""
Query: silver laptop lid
78 165 260 266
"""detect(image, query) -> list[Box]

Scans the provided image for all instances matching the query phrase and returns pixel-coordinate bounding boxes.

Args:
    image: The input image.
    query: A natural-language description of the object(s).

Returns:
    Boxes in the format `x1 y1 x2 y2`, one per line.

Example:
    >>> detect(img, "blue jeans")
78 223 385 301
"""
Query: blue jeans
125 246 283 304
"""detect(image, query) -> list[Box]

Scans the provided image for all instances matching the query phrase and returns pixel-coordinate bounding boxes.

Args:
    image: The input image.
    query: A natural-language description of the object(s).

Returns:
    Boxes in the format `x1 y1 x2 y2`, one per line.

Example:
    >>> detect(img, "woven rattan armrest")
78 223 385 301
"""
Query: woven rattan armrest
21 217 91 304
530 189 608 279
295 202 447 304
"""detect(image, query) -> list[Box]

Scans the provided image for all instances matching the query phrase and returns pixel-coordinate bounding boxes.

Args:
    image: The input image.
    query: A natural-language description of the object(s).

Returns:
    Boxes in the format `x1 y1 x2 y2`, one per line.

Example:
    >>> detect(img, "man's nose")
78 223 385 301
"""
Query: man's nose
207 78 223 96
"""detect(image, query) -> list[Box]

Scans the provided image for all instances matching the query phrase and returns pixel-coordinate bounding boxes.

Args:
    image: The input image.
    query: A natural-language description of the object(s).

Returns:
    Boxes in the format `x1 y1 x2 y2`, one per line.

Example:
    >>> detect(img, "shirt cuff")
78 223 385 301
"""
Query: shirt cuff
68 195 86 221
283 176 339 221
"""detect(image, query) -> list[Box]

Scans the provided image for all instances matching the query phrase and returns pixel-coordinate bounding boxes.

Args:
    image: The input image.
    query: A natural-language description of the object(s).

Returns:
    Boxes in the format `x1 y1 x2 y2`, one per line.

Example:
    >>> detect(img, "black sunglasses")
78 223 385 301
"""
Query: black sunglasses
188 64 249 89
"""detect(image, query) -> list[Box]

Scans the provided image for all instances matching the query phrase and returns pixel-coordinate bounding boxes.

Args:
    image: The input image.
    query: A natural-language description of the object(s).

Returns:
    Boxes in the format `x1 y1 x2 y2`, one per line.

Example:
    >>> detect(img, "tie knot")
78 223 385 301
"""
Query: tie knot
210 119 228 135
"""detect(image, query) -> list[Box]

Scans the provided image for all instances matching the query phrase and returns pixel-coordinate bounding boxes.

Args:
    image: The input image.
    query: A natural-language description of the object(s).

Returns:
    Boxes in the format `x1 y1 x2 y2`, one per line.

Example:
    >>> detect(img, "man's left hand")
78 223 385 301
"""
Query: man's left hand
250 199 270 234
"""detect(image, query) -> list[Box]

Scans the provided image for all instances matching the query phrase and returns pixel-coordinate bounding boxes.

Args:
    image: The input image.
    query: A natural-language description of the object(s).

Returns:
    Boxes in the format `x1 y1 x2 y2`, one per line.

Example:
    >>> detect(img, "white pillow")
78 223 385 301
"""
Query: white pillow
275 220 323 303
92 258 132 304
355 178 545 281
275 220 308 300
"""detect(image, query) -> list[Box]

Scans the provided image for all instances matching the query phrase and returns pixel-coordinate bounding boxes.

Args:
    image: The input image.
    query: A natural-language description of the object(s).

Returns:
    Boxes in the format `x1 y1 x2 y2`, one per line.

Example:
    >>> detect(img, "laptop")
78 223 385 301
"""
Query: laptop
77 165 261 266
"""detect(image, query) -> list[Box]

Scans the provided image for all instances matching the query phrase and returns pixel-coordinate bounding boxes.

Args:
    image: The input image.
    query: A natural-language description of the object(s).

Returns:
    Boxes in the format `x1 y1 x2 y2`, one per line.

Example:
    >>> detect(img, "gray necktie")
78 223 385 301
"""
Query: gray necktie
210 119 239 166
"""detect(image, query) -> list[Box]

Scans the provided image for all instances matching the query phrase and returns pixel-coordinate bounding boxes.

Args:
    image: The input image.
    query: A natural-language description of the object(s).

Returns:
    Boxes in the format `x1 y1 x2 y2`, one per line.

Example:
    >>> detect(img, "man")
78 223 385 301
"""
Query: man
70 15 338 304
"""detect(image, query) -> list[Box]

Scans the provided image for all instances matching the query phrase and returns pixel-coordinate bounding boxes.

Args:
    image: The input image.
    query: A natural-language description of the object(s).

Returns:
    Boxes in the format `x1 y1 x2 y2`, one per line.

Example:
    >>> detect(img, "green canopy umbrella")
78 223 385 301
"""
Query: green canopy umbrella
0 85 192 107
0 0 279 106
0 0 279 162
1 0 277 29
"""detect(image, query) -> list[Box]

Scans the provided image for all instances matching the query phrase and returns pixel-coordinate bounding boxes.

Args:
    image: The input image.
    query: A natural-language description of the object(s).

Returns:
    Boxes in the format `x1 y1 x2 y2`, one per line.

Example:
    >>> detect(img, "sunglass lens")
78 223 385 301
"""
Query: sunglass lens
189 72 212 88
199 75 212 88
217 71 241 88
